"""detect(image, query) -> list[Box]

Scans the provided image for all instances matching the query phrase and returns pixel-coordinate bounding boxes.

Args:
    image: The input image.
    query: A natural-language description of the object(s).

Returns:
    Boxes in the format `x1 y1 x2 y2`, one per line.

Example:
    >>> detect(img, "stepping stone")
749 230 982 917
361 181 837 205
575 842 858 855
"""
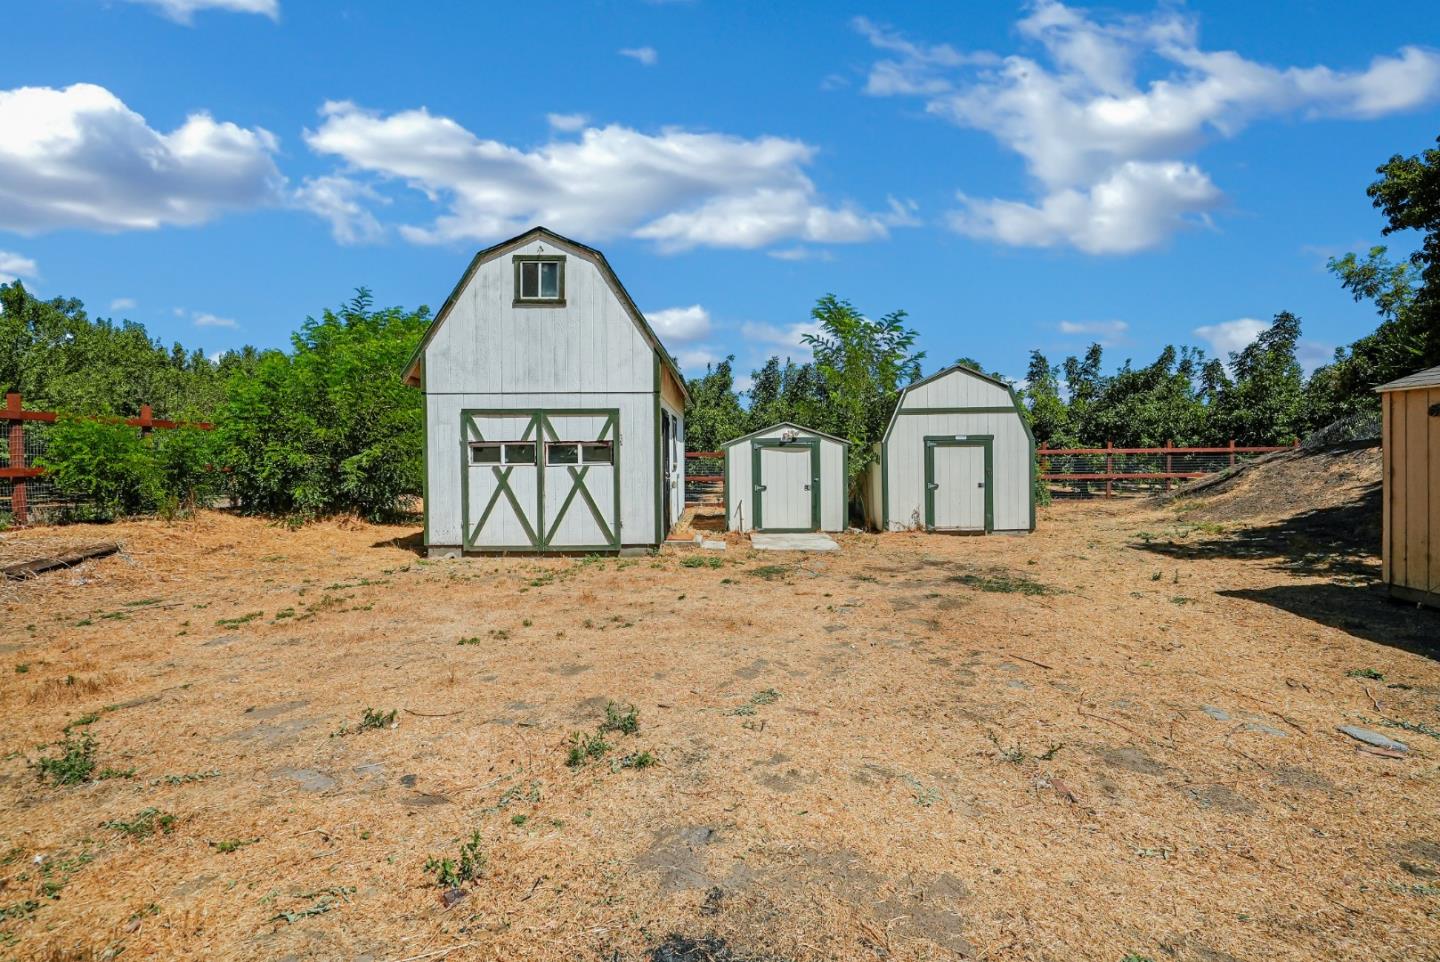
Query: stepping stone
1338 725 1409 753
751 533 839 552
701 540 726 550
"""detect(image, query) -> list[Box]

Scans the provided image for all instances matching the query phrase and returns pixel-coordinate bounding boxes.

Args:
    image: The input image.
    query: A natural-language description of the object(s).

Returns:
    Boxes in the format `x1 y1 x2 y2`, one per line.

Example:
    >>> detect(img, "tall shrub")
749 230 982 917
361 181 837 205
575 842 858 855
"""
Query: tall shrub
36 418 159 519
216 290 430 521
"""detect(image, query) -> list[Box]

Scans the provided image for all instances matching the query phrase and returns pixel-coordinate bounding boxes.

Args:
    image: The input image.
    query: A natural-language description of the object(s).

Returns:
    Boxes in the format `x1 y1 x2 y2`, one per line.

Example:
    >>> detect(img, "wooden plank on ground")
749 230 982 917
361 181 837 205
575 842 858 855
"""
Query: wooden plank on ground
2 542 120 580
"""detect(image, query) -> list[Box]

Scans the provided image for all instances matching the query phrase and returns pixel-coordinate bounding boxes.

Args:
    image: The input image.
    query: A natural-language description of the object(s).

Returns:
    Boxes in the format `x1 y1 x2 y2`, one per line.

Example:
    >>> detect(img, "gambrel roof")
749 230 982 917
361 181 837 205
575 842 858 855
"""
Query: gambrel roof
402 226 689 402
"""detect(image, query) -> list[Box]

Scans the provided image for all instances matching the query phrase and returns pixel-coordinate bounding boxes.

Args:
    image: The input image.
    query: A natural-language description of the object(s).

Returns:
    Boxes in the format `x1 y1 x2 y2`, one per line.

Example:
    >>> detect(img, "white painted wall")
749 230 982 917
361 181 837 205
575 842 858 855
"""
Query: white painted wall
428 392 657 547
875 368 1033 533
725 425 848 532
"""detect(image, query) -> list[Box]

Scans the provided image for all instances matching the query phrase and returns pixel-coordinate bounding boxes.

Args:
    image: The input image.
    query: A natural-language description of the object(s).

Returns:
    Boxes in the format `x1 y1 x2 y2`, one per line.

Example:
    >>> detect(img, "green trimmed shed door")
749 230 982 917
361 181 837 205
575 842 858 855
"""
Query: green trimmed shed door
755 440 819 532
925 436 993 532
460 408 620 551
462 412 542 550
540 411 620 551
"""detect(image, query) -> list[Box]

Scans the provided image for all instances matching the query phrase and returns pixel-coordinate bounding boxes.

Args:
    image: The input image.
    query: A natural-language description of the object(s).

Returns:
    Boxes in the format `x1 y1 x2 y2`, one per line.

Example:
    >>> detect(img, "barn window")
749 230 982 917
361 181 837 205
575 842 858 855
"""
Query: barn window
471 442 537 465
503 442 537 464
514 255 565 304
581 441 613 464
546 442 579 465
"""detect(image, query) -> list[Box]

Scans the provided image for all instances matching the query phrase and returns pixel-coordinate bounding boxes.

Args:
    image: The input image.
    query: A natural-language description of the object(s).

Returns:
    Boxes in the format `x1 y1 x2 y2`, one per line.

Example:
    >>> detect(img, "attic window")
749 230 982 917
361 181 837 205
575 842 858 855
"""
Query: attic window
514 255 565 305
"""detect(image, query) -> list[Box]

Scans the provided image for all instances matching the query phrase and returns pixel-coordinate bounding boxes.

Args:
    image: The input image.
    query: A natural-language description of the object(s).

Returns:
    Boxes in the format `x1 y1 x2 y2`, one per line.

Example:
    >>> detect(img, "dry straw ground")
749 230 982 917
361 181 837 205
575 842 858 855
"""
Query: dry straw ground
2 450 1438 962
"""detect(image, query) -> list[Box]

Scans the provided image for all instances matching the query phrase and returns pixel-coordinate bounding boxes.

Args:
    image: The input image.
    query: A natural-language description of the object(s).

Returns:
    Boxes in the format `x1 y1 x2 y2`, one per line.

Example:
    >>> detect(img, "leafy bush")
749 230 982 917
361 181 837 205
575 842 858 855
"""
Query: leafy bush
216 290 428 521
149 426 220 509
36 731 97 785
36 418 159 520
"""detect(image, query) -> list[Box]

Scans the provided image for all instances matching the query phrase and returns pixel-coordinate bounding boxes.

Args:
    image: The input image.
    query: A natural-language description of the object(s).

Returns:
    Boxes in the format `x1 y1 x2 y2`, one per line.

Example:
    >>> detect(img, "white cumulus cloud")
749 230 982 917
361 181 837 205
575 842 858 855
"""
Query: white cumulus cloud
0 83 283 234
740 320 820 352
194 311 238 328
1193 317 1268 357
302 101 894 252
1058 319 1128 342
110 297 138 311
0 251 38 284
619 46 659 66
546 112 590 132
647 305 712 342
122 0 279 23
293 174 384 244
858 2 1440 254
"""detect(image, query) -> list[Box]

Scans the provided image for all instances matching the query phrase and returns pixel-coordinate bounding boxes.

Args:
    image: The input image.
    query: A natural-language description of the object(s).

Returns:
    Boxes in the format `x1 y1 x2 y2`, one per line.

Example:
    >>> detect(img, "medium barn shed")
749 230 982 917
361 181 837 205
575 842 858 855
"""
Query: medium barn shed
1377 364 1440 608
723 423 850 533
403 227 689 556
862 364 1035 533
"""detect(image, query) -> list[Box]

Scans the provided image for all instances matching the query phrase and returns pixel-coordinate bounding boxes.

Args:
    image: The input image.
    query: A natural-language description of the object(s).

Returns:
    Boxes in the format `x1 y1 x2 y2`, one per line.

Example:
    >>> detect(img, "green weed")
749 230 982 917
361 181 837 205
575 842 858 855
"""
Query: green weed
566 731 612 767
215 611 262 629
602 701 640 735
211 838 259 853
680 556 723 569
953 572 1055 595
424 831 486 887
1347 667 1385 680
35 732 97 785
332 707 397 737
103 808 175 839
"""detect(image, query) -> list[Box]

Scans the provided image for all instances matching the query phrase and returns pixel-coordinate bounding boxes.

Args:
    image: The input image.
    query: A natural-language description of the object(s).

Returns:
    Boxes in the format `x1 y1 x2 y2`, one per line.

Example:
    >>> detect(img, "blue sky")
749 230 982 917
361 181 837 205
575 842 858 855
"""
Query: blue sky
1 0 1437 389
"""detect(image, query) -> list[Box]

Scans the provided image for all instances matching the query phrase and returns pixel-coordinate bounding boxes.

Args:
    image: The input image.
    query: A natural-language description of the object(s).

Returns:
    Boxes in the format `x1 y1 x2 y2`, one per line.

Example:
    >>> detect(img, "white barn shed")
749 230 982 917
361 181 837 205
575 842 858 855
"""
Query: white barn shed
723 423 850 533
403 227 689 555
862 364 1035 533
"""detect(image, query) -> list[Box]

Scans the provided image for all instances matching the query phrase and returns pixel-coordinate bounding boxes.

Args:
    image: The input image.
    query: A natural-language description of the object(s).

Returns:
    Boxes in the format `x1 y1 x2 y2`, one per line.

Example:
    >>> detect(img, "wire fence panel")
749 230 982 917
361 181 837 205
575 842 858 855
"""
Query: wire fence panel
685 452 724 506
2 392 212 525
1038 442 1295 497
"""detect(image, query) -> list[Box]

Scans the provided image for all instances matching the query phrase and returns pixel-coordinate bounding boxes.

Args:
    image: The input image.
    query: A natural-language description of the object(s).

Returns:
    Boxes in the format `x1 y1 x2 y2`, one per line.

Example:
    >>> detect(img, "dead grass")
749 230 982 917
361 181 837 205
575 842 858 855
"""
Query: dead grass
0 503 1437 961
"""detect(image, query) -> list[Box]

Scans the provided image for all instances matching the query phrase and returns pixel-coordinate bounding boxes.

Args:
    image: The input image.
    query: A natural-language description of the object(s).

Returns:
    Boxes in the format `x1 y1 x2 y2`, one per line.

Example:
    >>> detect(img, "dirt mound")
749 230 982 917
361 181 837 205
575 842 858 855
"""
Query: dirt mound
1167 440 1380 527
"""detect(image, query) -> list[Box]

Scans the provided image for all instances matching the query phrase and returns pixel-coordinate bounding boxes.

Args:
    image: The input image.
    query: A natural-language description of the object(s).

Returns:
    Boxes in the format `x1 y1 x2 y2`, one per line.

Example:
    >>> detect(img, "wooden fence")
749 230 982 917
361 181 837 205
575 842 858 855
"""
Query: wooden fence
1038 440 1298 497
685 440 1298 505
2 392 212 525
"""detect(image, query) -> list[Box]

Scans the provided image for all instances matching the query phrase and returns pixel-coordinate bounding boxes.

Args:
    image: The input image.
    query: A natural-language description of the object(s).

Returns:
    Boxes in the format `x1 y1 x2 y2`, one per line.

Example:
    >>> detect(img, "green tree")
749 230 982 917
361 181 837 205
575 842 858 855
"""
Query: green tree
745 355 820 431
1022 350 1072 447
1211 312 1305 444
215 289 429 520
0 280 239 419
681 355 747 451
801 294 924 495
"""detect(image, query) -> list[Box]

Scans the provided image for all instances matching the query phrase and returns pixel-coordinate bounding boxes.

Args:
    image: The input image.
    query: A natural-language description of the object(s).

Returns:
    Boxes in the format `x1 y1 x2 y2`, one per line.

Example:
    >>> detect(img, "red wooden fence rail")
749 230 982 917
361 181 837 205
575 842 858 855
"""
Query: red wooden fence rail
2 392 213 525
1038 439 1298 497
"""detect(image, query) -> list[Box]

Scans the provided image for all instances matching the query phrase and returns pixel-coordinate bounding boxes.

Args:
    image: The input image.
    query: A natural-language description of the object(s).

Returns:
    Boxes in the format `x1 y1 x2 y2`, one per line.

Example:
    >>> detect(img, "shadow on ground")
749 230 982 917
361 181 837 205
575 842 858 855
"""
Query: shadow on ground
1132 485 1381 580
370 530 424 555
1219 582 1439 658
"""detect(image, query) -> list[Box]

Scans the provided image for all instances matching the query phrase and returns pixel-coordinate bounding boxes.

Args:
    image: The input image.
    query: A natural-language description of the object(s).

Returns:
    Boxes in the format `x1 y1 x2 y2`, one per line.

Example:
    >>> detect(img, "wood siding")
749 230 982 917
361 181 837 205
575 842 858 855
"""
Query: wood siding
878 367 1032 533
428 393 658 548
424 238 654 396
1383 387 1440 605
725 425 847 532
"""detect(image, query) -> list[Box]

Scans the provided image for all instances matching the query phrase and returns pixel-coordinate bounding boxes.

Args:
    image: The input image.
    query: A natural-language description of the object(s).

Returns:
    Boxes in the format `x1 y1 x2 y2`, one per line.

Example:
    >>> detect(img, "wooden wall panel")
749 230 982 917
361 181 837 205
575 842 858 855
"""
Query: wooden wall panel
1382 393 1392 585
1405 389 1429 590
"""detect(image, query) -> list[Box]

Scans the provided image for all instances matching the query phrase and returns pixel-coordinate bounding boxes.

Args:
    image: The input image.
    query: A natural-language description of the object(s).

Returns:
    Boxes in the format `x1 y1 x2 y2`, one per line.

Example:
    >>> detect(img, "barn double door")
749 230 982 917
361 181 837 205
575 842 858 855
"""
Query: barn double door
924 435 993 532
461 409 620 551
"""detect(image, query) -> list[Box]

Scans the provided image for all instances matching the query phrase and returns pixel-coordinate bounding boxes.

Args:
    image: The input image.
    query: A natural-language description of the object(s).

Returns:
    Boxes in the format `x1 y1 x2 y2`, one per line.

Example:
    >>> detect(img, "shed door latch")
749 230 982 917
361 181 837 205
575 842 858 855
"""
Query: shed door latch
803 484 810 491
754 485 766 492
977 482 985 488
926 482 939 490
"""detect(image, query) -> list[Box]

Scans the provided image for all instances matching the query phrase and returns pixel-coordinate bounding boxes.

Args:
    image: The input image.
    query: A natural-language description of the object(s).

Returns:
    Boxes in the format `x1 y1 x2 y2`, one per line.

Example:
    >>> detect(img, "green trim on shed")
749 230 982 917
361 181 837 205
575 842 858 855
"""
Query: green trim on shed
923 434 994 533
751 437 821 533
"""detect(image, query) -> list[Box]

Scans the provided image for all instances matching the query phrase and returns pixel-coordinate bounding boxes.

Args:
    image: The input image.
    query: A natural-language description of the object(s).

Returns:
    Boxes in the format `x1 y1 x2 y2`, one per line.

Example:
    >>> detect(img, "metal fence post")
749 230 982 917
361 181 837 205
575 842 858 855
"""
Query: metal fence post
1104 441 1113 499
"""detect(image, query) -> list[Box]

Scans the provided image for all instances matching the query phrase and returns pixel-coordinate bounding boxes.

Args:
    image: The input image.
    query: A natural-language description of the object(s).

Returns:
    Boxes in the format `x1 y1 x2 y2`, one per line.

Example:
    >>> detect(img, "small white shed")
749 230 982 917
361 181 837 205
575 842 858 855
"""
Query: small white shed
862 364 1035 533
723 423 850 533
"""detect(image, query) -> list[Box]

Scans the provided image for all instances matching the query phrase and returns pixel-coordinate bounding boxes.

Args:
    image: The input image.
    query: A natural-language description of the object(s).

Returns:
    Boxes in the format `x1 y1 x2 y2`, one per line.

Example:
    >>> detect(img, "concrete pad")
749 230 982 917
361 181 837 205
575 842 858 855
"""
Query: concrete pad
701 540 727 551
750 532 839 552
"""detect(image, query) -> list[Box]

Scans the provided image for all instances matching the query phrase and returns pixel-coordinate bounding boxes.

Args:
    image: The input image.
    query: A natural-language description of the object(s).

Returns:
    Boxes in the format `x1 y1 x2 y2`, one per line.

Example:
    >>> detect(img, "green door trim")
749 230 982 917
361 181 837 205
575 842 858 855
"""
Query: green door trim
460 407 620 552
752 438 821 533
923 434 994 533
